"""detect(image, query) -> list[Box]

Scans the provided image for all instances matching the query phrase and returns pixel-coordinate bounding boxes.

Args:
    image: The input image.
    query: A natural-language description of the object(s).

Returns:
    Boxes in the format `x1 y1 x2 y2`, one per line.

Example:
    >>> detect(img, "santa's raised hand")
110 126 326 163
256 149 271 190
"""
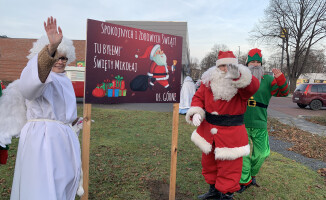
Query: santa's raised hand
44 16 63 55
225 64 240 79
272 68 282 78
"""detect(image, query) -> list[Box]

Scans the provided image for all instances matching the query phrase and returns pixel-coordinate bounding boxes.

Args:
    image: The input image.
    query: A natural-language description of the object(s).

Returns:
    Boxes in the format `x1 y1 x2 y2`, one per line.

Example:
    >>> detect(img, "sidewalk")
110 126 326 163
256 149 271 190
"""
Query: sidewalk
267 107 326 137
267 108 326 170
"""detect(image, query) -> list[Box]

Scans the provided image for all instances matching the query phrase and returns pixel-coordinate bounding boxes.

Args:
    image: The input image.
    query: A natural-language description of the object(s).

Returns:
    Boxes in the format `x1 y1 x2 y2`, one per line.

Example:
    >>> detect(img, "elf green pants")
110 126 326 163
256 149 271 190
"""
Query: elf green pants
240 128 270 184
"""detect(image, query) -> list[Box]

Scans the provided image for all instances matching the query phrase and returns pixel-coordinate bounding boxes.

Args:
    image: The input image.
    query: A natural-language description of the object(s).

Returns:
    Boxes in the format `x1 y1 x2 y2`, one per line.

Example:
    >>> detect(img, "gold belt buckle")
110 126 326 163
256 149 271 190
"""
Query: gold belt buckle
248 100 256 107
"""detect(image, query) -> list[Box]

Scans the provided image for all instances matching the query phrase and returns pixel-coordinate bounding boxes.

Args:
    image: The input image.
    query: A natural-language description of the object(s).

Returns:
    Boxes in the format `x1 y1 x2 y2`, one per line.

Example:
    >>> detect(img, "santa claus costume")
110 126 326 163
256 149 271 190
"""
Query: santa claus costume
186 51 259 199
138 44 176 89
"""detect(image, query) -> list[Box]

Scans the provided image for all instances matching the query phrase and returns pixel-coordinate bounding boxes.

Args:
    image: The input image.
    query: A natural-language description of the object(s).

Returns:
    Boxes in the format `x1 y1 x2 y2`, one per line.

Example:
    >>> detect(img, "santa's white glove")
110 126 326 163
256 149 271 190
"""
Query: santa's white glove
192 113 202 126
225 64 240 79
72 117 83 136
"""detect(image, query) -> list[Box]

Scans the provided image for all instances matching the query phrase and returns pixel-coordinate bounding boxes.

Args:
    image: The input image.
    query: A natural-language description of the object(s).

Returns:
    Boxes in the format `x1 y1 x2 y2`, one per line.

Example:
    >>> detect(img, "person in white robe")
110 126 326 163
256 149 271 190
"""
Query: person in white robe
179 76 196 114
9 16 82 200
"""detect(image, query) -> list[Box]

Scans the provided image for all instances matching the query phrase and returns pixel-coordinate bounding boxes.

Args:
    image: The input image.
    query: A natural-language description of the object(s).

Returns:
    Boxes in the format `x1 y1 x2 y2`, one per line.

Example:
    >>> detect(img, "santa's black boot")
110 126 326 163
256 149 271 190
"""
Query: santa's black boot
219 192 234 200
198 184 221 200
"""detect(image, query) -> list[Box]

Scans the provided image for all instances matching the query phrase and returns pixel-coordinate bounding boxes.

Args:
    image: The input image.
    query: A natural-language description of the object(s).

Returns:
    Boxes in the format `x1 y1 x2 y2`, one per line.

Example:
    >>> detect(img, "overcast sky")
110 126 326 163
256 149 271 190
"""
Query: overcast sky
0 0 272 61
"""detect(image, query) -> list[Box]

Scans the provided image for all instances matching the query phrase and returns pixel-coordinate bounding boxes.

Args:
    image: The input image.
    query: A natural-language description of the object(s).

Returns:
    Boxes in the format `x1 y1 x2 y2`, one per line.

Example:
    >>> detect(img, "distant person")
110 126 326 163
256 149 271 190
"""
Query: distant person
179 76 196 114
186 51 259 199
5 16 83 199
238 48 289 193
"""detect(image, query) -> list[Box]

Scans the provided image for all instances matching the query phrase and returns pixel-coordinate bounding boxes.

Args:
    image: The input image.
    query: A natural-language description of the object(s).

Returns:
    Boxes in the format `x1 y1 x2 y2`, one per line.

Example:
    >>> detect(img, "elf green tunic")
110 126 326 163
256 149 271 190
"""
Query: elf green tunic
240 74 289 184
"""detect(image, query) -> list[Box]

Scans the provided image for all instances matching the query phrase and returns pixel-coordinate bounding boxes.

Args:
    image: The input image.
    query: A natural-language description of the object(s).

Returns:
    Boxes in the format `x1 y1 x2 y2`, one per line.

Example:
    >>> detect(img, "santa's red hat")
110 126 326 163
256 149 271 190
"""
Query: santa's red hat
135 44 160 61
216 51 238 66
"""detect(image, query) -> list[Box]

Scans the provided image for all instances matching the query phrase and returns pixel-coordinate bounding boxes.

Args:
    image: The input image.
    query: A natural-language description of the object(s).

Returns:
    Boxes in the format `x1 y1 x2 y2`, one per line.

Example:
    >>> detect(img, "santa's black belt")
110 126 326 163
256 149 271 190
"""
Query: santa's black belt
205 111 244 126
247 100 268 108
152 73 168 76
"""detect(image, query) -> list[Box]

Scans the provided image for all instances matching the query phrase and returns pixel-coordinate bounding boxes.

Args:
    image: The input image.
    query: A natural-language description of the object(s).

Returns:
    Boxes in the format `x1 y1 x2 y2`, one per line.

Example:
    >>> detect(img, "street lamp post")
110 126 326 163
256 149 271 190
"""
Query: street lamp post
280 28 287 73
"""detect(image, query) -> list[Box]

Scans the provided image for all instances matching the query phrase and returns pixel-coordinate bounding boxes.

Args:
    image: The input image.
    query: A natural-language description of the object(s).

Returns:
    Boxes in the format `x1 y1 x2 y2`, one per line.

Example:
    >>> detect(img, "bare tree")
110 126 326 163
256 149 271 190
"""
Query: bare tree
238 53 248 66
301 49 326 73
189 57 202 81
200 44 228 71
251 0 326 92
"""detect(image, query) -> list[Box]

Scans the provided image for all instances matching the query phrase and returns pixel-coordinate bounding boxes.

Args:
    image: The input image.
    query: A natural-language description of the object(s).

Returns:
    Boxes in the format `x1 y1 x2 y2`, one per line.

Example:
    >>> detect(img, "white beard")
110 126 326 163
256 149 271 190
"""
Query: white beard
210 68 238 101
153 53 167 66
248 66 264 83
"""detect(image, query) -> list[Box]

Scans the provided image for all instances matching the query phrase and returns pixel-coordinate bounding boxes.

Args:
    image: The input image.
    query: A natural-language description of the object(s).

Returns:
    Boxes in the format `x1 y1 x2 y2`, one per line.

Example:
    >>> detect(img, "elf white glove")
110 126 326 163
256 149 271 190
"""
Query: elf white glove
192 113 202 126
225 64 240 79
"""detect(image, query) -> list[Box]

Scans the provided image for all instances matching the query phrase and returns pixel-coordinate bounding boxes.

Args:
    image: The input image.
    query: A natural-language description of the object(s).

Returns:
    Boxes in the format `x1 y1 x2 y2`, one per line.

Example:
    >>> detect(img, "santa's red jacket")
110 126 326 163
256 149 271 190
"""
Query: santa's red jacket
147 62 172 81
186 65 259 160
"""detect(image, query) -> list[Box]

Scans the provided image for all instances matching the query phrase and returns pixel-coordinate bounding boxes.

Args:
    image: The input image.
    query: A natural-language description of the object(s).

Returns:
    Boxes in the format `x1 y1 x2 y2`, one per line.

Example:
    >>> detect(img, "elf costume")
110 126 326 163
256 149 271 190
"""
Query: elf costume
239 48 289 192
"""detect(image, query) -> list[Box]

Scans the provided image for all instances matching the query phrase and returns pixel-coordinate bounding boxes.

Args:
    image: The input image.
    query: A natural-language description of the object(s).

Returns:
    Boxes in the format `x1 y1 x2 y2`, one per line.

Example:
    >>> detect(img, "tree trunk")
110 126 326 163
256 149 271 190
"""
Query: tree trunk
289 77 298 93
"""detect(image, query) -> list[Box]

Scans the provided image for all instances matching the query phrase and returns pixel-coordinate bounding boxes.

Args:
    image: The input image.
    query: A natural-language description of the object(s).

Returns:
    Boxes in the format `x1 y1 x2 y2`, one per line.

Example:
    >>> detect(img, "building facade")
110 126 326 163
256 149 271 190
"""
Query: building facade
0 37 85 82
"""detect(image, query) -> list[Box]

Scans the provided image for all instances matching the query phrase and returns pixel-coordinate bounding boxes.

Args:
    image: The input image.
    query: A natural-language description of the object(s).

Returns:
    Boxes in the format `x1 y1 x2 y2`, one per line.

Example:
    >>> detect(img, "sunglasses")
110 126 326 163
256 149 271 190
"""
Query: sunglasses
58 56 68 62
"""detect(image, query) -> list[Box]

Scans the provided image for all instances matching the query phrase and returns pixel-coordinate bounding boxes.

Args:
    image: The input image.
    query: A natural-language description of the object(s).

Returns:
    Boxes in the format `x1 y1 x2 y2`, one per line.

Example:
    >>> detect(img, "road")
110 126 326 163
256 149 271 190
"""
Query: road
269 95 326 117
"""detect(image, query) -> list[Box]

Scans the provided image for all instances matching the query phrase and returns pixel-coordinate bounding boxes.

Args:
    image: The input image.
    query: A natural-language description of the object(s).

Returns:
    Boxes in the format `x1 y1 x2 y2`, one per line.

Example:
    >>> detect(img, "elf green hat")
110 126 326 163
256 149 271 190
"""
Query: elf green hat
246 48 262 65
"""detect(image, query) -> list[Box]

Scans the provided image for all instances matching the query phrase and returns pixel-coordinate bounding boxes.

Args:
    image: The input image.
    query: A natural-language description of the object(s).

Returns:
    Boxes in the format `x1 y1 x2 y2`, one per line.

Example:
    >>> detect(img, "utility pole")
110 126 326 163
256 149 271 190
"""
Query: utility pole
238 46 240 58
281 39 284 72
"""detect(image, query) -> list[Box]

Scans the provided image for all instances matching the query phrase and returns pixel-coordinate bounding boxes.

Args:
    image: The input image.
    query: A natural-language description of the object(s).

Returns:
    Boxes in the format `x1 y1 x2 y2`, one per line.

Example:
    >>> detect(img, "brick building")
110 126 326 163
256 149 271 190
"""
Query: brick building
0 37 86 82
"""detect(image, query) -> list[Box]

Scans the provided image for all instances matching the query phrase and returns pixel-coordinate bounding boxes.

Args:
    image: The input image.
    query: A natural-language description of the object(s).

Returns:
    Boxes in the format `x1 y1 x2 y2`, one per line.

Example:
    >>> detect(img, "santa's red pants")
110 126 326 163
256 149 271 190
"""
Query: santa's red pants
201 145 242 194
156 80 169 88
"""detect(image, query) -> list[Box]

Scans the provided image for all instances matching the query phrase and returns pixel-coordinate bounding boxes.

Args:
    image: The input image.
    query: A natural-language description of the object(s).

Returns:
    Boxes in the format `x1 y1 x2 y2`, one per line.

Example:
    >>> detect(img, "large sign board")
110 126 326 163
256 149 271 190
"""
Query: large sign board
85 19 183 104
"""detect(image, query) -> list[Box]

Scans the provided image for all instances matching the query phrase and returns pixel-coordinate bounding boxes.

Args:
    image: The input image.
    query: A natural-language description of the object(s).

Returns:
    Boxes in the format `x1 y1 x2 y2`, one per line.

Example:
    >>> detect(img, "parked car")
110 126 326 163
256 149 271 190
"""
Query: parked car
65 66 85 101
292 83 326 110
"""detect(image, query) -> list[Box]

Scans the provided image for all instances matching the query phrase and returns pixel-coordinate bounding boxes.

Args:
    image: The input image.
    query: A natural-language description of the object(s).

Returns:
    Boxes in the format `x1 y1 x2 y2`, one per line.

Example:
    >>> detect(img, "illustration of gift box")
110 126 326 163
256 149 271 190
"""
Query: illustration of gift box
118 80 127 96
114 89 120 97
100 79 110 96
119 89 126 96
106 75 127 98
107 83 115 97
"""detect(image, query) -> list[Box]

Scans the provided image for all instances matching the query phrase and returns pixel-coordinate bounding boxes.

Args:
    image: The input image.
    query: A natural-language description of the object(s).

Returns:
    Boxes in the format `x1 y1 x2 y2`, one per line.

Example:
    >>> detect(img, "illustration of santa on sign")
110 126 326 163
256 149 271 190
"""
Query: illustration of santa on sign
136 44 177 90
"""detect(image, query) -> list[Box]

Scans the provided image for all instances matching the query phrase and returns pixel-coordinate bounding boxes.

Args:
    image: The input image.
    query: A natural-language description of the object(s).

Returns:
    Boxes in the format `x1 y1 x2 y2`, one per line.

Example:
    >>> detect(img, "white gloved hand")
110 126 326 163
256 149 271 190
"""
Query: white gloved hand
225 64 240 79
192 113 202 126
71 117 84 136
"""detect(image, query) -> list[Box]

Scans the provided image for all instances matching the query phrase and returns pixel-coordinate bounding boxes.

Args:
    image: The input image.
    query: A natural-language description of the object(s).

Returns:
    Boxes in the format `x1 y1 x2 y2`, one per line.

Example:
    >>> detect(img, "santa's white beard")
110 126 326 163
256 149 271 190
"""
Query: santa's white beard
153 53 167 66
210 68 238 101
249 66 264 83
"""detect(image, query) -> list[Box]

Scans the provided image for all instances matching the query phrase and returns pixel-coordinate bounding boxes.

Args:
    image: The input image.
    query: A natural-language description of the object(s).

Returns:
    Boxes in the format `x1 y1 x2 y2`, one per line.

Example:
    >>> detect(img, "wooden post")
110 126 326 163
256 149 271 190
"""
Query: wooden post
81 103 92 200
169 103 180 200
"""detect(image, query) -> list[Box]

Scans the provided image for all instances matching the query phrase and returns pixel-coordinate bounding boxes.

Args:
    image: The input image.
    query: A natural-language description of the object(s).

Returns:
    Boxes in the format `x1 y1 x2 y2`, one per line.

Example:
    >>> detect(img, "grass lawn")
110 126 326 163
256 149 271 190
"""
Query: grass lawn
1 106 326 199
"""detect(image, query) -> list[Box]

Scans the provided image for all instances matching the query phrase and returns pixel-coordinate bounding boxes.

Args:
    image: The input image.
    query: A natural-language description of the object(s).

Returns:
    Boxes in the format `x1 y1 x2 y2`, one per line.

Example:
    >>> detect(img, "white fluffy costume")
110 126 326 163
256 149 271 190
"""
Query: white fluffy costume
0 80 27 148
186 51 260 195
5 36 83 200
